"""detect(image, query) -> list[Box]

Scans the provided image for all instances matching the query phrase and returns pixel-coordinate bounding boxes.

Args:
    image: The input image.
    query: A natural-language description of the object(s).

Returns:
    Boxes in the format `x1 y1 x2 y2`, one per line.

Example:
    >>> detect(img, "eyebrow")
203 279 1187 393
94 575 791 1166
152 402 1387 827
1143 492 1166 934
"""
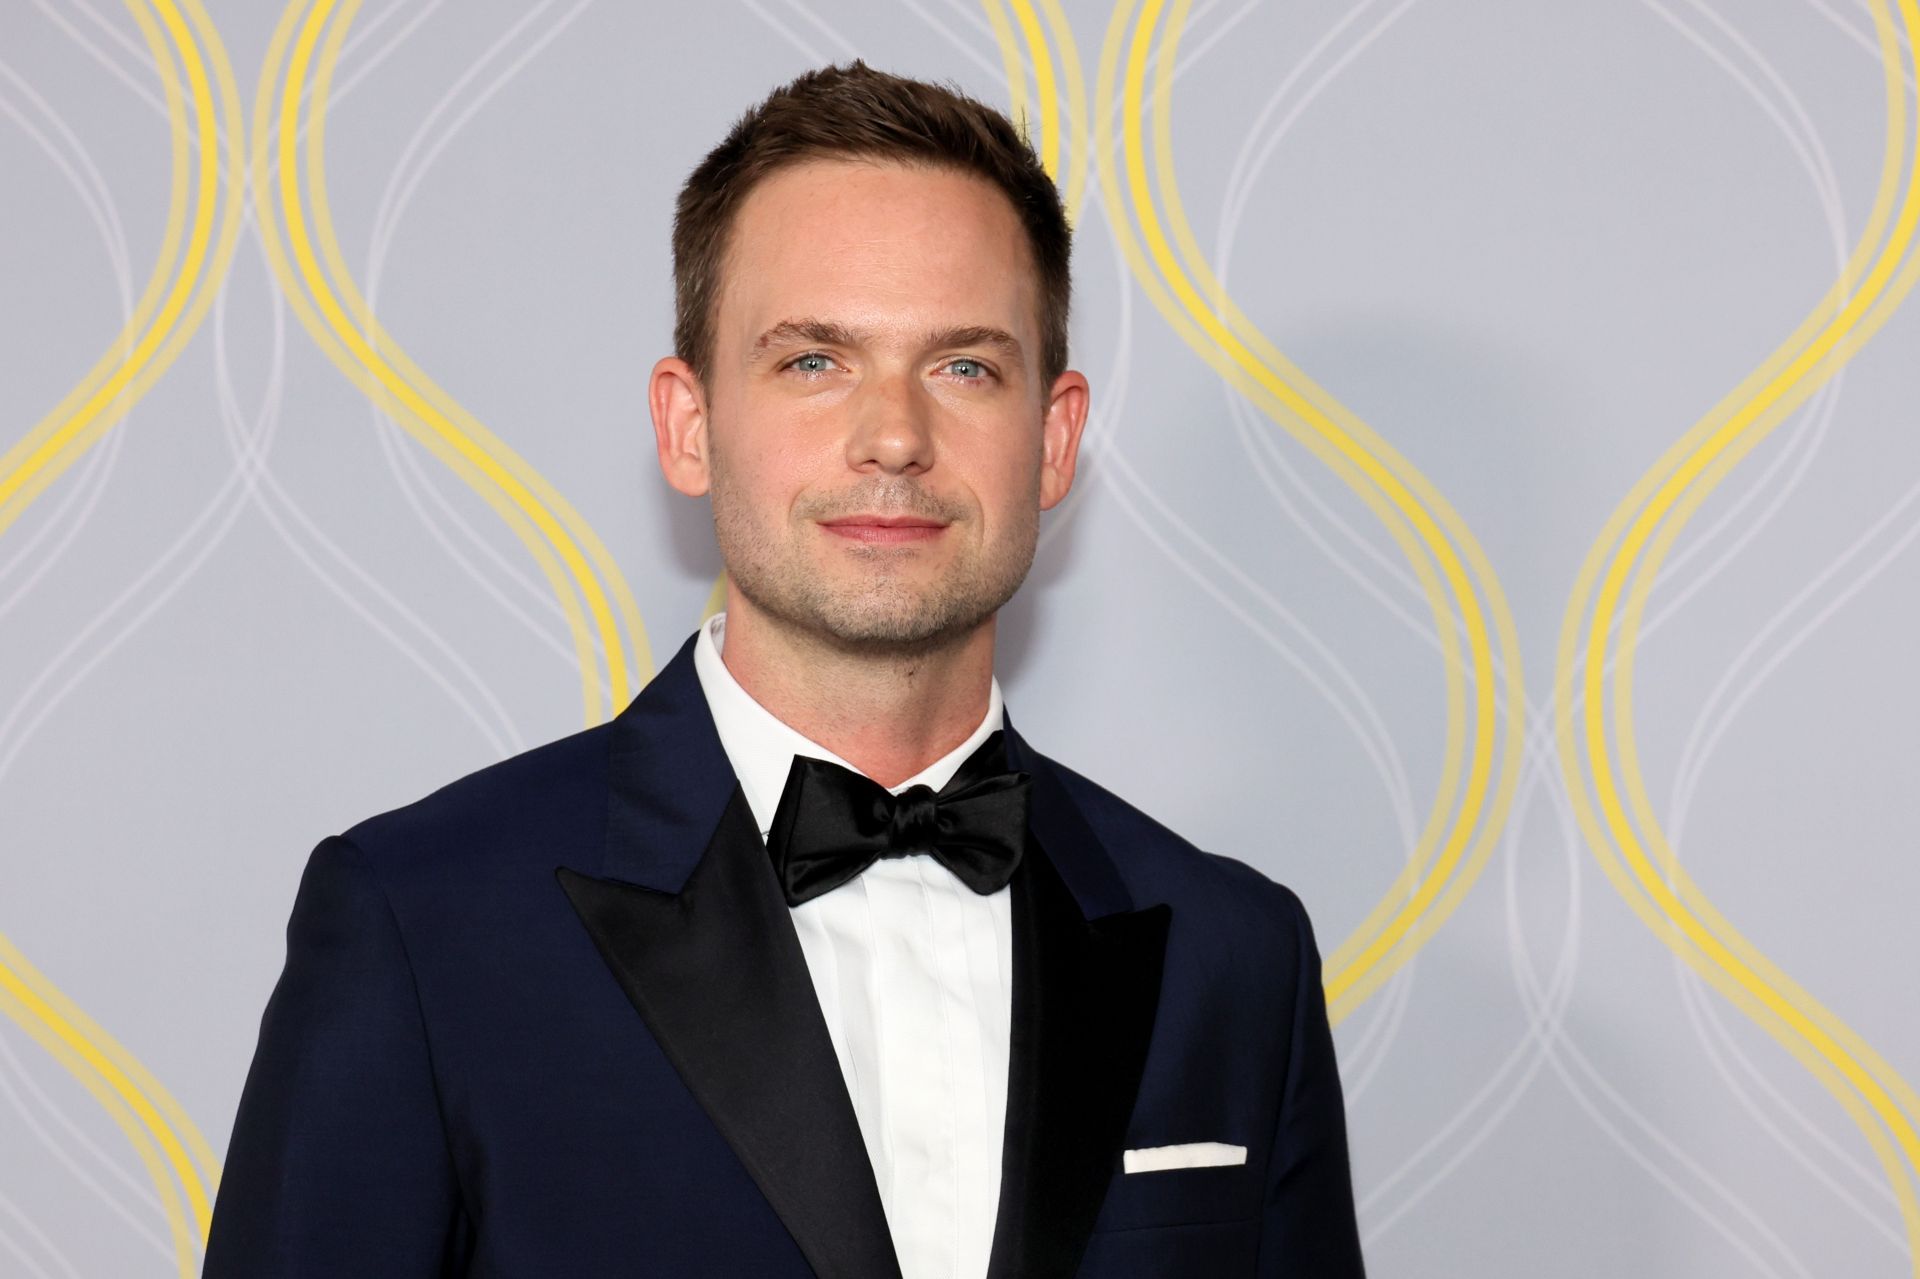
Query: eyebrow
750 318 1026 365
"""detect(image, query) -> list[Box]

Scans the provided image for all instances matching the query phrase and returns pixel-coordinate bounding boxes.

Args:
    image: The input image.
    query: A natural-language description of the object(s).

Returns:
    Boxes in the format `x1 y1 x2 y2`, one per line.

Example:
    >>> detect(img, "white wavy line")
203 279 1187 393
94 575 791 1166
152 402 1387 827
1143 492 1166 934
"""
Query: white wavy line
1082 2 1512 1244
1206 0 1448 791
0 59 132 308
1644 0 1912 1252
28 0 162 81
0 63 138 616
1215 0 1420 312
1497 2 1920 1267
1211 0 1846 661
1804 0 1919 90
1072 41 1424 1118
0 1021 172 1260
0 35 192 1260
1186 0 1873 1260
904 0 997 50
26 0 425 193
1209 0 1459 666
49 0 427 113
739 0 831 66
362 0 577 292
1087 0 1436 866
1101 447 1421 848
1202 0 1473 1107
1614 0 1857 647
1658 0 1848 248
1672 487 1920 843
1666 453 1920 833
1511 871 1813 1279
0 1182 83 1278
780 0 861 63
213 212 526 756
1367 675 1812 1275
1368 665 1810 1275
1080 0 1431 1087
909 0 1243 553
0 1216 58 1279
1666 447 1920 834
0 224 526 796
1366 657 1814 1279
0 391 135 622
1362 694 1583 1233
353 0 628 705
1177 0 1264 71
1677 950 1909 1247
1 6 538 837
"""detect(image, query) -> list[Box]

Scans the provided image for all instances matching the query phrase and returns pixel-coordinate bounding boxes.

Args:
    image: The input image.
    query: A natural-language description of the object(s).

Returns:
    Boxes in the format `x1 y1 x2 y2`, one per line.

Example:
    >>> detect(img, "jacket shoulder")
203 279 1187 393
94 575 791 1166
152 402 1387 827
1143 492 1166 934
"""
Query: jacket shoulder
336 719 615 876
1038 751 1314 940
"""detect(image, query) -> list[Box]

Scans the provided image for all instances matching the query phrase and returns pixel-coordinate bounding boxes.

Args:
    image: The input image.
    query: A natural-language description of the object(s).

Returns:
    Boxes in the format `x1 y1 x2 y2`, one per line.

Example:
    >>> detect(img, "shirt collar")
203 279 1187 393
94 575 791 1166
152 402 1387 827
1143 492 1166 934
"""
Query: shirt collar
691 611 1006 838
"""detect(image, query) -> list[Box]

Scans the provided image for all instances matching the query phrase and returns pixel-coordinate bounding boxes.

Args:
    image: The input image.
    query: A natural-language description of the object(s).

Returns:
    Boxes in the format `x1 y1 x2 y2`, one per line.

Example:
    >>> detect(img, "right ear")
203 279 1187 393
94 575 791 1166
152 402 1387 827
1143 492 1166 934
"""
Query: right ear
649 355 711 497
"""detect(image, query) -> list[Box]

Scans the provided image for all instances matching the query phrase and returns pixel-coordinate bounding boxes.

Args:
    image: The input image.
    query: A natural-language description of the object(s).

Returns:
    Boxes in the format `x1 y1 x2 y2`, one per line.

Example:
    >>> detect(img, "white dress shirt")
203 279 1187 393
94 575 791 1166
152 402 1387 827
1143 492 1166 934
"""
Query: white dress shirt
691 612 1013 1279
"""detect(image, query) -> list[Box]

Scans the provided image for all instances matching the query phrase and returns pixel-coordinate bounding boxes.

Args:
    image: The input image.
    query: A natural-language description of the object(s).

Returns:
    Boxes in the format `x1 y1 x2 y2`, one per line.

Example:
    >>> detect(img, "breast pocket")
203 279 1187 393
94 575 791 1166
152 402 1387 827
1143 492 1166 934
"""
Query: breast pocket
1091 1140 1261 1231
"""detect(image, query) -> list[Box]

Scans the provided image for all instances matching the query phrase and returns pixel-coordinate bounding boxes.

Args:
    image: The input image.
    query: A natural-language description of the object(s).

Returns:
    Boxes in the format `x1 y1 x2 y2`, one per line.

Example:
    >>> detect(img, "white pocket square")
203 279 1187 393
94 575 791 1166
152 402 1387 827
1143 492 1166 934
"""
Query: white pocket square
1122 1142 1248 1173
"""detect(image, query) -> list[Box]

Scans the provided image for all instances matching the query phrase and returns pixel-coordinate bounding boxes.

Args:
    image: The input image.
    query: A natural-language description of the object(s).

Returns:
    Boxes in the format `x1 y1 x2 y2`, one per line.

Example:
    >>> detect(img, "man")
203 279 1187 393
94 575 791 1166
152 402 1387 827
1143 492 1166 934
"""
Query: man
204 62 1364 1277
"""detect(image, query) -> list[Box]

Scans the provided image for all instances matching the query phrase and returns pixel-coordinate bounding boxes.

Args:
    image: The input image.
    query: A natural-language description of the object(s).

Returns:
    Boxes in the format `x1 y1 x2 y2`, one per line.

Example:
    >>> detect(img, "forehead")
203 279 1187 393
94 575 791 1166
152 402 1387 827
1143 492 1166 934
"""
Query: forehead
715 159 1039 351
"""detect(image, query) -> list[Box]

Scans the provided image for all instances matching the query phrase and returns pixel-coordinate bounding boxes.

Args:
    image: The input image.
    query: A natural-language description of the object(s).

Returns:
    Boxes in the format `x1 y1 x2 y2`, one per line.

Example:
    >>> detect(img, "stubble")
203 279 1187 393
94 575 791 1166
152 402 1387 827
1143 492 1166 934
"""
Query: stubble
706 433 1040 657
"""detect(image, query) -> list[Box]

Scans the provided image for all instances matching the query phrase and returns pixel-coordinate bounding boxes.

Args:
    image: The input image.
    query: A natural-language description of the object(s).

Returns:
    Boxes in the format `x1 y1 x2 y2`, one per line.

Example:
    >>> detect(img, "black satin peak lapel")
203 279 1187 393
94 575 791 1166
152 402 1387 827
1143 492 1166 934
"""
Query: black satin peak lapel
557 790 903 1279
987 841 1172 1279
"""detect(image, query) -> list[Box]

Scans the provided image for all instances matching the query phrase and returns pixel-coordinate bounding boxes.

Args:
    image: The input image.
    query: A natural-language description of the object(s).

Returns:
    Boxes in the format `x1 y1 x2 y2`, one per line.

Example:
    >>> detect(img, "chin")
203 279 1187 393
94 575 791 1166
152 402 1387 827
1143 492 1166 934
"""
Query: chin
729 549 1025 652
795 584 992 649
813 606 966 649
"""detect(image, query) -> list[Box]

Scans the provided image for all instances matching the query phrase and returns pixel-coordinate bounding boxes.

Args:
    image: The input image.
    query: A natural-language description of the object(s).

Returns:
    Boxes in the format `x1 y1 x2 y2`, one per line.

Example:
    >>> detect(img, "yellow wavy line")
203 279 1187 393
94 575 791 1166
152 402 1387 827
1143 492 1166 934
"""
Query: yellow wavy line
0 34 185 530
982 0 1031 155
257 0 652 724
0 1 244 1272
1058 9 1464 993
1028 0 1523 1020
997 0 1463 1017
0 0 242 537
1555 0 1920 1262
0 938 198 1276
1032 0 1089 224
247 5 598 718
1137 0 1525 1018
1006 0 1059 184
300 0 654 710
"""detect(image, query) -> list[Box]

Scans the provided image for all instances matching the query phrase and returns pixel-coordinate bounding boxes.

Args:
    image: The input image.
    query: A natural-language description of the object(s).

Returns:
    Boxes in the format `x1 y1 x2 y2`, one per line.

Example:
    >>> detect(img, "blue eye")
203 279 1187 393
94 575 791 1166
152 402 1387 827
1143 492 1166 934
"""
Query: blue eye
946 358 987 379
789 352 838 375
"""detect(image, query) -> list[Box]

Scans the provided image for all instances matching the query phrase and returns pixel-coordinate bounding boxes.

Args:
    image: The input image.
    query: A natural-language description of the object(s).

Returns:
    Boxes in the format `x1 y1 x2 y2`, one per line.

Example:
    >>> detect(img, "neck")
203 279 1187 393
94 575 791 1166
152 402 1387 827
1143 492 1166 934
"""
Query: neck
717 590 997 788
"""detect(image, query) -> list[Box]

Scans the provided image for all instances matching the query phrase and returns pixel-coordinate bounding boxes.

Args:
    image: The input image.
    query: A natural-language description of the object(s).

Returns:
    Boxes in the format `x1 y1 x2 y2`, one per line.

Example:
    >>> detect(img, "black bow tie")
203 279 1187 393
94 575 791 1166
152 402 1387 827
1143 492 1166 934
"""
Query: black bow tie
765 730 1032 907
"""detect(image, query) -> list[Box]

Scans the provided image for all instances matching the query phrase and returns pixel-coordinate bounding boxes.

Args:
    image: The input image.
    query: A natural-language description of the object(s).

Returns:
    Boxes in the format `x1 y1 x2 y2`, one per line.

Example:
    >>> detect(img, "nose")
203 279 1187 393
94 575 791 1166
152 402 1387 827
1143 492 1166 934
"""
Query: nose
844 365 935 476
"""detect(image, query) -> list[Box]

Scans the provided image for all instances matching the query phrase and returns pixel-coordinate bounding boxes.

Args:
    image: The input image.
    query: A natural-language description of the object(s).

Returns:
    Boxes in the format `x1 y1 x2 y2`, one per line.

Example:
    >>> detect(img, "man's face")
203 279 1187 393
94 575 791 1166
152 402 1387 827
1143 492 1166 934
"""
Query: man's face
652 158 1087 653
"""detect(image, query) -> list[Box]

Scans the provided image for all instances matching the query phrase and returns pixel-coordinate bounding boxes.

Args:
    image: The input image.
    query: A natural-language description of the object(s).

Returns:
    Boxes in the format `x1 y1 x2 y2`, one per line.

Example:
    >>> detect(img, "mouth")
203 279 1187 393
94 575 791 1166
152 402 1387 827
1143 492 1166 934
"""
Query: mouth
817 514 950 545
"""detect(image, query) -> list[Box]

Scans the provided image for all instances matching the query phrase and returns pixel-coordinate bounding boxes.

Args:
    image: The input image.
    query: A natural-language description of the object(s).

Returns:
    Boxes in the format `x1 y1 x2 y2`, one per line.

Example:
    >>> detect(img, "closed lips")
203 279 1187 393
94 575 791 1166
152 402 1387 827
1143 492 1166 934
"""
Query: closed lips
820 515 948 542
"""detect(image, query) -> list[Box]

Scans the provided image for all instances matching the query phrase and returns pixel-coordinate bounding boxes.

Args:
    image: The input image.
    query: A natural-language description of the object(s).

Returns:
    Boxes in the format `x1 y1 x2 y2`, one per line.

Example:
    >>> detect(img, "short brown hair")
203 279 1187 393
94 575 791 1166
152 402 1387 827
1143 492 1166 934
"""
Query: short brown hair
672 60 1072 387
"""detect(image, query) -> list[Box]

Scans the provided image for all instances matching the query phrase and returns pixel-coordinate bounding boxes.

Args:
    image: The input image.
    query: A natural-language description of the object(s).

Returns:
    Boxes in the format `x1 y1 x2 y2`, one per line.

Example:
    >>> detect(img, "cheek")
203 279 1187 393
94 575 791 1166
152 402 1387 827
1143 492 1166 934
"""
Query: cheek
962 457 1043 541
980 428 1046 499
714 410 833 512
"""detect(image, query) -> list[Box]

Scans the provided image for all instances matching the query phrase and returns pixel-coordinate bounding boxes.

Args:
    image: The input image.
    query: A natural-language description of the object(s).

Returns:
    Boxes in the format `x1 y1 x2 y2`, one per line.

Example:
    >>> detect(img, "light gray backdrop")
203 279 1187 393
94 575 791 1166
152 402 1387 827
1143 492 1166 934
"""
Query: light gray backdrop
3 0 1917 1275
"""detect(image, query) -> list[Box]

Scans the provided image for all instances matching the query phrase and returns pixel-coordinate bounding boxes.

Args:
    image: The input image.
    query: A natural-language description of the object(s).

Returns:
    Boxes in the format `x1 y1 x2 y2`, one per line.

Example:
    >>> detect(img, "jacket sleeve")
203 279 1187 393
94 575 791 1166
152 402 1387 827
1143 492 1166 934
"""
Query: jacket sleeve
1255 889 1366 1276
202 834 468 1275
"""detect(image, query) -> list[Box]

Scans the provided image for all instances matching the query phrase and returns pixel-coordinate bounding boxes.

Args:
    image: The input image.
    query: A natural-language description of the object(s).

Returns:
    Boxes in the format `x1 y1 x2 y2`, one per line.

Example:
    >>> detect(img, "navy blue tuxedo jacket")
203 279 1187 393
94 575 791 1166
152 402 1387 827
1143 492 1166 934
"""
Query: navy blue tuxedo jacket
204 632 1364 1276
